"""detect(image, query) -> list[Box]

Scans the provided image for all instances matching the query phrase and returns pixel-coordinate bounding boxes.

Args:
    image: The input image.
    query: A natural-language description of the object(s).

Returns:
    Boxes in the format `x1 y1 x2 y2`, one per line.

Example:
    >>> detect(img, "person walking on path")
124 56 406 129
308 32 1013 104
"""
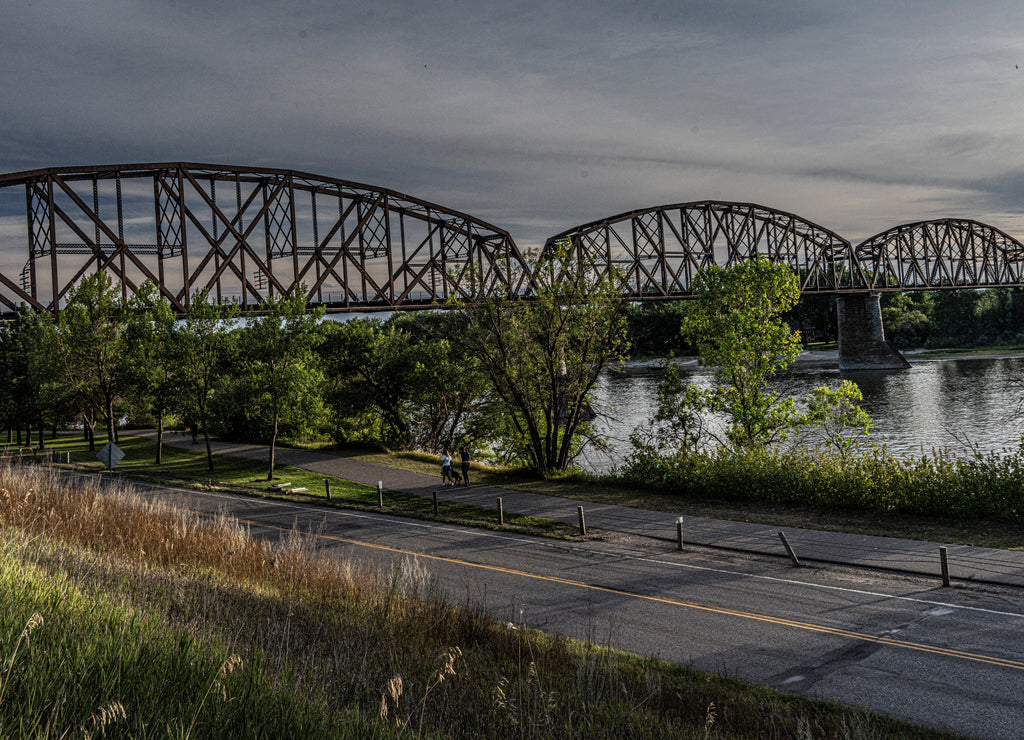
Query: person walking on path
440 449 454 487
458 446 471 487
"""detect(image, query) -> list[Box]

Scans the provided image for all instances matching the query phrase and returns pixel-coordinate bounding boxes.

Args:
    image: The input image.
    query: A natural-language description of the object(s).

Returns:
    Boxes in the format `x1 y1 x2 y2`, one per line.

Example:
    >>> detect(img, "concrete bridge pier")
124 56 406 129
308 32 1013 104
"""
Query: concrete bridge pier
836 294 910 370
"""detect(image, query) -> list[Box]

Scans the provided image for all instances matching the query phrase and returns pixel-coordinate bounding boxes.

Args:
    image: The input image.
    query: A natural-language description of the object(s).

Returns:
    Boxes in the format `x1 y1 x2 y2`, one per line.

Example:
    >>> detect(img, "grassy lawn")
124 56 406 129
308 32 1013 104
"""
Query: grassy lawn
2 433 580 539
15 431 1024 550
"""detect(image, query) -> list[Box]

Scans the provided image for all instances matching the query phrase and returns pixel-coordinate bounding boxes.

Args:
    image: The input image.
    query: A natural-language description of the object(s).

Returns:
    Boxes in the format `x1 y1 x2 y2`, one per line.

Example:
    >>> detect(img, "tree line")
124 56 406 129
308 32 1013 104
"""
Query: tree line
0 242 631 476
2 246 879 479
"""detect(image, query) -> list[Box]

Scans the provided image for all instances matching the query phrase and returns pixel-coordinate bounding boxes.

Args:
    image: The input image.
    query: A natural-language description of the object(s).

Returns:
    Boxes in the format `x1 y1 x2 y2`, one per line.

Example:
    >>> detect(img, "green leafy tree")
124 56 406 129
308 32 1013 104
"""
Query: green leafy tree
0 307 63 448
681 257 804 449
460 239 630 472
55 272 129 448
320 319 415 449
799 380 873 457
175 290 238 471
386 312 492 453
670 257 870 450
123 283 181 464
238 289 325 480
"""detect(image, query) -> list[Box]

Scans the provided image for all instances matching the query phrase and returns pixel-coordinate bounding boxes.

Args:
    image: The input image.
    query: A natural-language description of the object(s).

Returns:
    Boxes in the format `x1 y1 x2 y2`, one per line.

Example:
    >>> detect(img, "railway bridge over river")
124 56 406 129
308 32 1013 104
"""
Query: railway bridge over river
3 163 1024 370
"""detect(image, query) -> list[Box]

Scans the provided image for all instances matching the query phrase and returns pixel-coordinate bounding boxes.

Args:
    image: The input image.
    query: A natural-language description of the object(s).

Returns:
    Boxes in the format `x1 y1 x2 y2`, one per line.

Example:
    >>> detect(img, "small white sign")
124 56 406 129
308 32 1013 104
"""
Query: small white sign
97 442 125 470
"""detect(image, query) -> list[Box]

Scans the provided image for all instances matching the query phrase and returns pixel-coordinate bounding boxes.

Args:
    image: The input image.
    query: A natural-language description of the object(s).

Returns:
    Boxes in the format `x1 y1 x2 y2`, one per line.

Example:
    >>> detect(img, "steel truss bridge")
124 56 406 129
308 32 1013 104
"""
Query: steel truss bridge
1 163 1023 315
0 163 531 314
544 202 1024 299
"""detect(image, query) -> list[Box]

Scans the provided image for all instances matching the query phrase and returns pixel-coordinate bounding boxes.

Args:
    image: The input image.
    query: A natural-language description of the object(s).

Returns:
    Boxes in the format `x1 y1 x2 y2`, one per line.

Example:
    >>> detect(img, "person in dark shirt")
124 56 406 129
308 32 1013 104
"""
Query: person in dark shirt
458 447 471 487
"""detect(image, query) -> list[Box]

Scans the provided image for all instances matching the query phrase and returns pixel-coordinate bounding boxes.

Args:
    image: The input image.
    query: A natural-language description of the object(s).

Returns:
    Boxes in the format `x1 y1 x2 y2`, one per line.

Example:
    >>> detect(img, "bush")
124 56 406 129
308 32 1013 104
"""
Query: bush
620 444 1024 521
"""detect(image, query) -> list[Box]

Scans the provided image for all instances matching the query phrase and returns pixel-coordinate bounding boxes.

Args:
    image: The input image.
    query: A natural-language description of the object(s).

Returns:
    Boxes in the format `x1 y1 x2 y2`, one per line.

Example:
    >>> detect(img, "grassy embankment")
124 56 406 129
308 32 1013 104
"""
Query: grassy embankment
4 433 578 539
0 463 963 739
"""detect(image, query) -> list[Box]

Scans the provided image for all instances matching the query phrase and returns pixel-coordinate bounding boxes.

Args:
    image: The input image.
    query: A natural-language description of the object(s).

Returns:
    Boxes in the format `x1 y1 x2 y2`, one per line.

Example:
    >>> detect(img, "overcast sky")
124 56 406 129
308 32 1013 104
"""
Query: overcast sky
2 0 1023 248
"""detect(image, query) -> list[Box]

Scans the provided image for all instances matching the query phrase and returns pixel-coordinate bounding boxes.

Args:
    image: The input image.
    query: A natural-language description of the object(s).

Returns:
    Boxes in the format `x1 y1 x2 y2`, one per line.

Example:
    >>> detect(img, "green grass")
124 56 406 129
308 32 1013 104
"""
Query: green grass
19 430 1024 550
3 433 580 539
0 465 965 739
0 539 372 738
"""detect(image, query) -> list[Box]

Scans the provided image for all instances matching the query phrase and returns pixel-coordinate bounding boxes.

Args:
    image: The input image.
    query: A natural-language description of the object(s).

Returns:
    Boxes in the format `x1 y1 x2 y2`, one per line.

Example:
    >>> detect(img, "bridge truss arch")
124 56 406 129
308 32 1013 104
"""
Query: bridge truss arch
542 201 855 298
851 219 1024 292
0 163 533 314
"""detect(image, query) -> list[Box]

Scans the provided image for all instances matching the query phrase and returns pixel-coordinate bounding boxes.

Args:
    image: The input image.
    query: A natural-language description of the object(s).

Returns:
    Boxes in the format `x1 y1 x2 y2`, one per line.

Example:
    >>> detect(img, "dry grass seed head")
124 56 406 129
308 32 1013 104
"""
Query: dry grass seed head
437 646 461 683
218 654 243 678
87 700 127 735
705 701 717 734
21 613 43 642
379 674 404 722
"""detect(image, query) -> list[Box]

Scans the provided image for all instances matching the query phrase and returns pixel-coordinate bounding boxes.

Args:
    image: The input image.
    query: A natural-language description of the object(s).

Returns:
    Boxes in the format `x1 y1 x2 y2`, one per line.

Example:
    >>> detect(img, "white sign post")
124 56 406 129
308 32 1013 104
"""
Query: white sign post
96 442 125 473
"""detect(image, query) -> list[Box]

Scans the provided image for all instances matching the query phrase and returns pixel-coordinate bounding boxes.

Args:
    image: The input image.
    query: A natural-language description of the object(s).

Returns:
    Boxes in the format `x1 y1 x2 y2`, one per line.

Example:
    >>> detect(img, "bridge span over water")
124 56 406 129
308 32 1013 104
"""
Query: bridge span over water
545 202 1024 369
3 163 1024 368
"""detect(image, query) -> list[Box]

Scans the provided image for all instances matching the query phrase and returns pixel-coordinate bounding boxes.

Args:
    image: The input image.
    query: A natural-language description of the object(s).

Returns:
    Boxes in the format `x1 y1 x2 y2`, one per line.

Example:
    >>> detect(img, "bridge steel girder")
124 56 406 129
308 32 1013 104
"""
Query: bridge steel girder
0 163 534 315
851 219 1024 293
541 201 858 298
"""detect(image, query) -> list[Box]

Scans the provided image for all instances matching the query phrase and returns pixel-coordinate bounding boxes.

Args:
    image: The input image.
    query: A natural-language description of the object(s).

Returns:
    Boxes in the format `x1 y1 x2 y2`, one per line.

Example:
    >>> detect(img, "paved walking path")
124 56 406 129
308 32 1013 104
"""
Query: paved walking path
133 431 1024 588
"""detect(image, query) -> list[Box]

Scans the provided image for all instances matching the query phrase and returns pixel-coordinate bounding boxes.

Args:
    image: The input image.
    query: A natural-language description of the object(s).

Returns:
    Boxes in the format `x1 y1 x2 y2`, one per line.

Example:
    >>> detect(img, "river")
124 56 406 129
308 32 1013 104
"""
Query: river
581 352 1024 474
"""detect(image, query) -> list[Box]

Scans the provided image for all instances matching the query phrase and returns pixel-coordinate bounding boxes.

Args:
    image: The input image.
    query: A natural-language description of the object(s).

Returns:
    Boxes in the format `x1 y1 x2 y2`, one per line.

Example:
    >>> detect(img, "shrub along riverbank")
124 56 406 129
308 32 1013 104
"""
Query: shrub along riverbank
0 463 962 739
620 444 1024 523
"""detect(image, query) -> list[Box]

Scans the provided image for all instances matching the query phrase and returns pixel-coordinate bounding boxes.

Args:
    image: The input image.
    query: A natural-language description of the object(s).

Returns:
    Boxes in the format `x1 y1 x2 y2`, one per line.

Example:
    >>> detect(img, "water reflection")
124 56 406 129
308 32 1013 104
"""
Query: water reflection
583 357 1024 474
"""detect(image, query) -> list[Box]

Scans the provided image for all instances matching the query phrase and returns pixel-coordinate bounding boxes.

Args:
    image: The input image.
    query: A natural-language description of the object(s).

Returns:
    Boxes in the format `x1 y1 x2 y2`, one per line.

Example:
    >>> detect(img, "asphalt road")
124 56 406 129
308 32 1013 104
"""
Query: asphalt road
94 472 1024 740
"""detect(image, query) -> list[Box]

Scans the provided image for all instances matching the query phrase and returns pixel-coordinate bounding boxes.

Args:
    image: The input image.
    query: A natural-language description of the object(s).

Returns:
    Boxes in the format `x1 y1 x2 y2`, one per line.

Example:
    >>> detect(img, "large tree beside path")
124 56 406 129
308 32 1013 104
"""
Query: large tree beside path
174 290 238 472
55 272 130 449
123 282 181 464
240 289 325 480
460 240 630 473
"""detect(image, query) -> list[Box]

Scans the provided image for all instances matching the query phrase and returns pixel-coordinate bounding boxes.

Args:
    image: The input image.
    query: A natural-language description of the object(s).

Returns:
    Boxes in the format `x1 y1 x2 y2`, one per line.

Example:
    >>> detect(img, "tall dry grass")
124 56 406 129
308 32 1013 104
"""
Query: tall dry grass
0 462 961 739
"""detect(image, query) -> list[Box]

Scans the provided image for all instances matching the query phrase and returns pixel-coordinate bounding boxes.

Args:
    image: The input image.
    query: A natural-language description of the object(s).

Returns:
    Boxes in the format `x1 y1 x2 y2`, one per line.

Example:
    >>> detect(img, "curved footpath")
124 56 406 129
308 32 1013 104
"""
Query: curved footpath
132 431 1024 589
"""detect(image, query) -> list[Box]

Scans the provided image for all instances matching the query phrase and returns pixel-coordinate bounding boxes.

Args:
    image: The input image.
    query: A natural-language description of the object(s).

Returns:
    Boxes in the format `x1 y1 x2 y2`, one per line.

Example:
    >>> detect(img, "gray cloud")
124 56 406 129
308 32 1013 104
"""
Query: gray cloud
2 0 1024 248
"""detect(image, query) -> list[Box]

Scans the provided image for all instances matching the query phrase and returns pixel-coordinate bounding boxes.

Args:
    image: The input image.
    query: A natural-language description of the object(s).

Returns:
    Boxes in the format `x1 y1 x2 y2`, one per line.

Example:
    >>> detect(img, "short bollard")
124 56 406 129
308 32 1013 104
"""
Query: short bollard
324 479 332 500
432 490 438 515
676 517 684 550
377 480 383 508
940 546 950 587
577 506 586 536
497 497 504 526
778 531 801 567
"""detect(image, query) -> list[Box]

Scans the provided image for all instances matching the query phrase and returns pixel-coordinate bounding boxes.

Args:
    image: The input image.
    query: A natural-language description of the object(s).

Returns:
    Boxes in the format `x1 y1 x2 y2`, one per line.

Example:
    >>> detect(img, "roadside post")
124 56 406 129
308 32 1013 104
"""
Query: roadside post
778 531 801 567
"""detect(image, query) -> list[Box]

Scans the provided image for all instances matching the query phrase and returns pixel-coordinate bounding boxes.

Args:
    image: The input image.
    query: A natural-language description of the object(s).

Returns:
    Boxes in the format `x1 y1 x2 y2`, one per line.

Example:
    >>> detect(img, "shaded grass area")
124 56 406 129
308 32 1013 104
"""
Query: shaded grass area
347 449 1024 551
0 464 963 739
2 434 579 539
23 431 1024 550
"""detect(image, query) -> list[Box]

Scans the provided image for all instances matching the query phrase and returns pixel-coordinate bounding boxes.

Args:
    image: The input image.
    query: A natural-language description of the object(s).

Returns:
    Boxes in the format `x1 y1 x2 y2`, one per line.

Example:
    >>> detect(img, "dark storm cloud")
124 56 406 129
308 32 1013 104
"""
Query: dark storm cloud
1 1 1023 245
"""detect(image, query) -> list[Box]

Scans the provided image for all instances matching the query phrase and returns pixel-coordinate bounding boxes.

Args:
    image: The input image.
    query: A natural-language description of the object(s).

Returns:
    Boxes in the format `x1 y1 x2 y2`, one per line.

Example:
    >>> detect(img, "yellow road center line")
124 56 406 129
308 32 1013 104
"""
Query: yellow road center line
208 508 1024 672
